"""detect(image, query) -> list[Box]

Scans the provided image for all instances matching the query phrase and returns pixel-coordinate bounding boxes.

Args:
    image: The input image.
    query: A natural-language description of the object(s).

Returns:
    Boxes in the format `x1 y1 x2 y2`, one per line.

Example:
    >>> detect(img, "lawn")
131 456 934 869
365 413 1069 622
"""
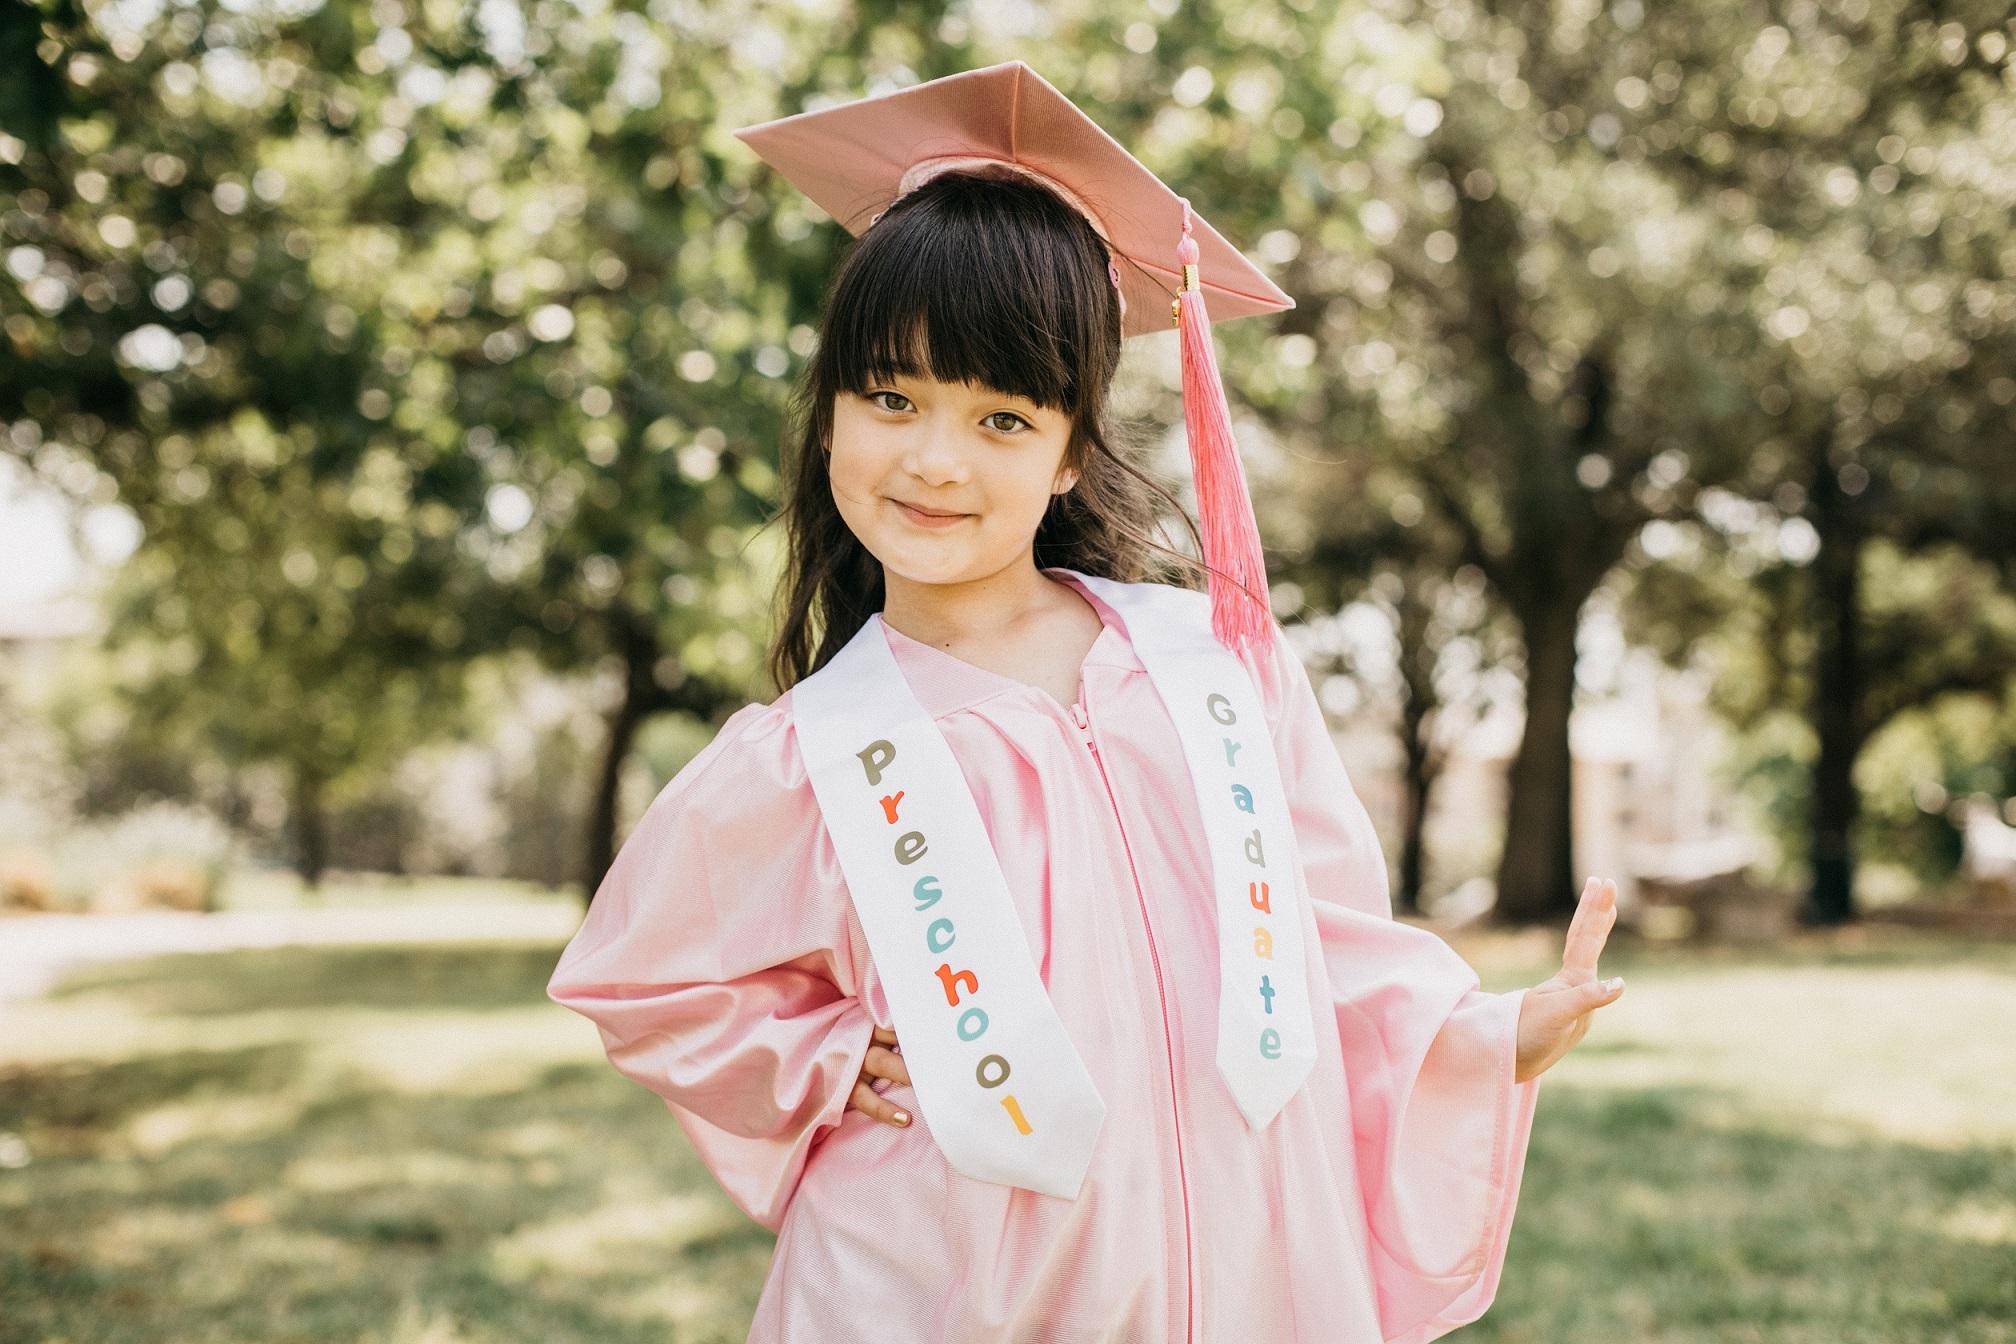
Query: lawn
2 905 2012 1343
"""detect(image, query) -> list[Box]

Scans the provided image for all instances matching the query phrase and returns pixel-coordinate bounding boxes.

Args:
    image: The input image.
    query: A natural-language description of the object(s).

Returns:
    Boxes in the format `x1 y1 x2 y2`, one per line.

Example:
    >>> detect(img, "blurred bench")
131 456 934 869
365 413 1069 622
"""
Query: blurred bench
1627 834 1784 942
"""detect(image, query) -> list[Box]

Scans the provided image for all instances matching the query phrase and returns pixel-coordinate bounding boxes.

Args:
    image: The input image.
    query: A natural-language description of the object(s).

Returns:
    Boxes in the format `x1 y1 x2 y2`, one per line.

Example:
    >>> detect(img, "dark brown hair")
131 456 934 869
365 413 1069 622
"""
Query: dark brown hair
766 168 1210 692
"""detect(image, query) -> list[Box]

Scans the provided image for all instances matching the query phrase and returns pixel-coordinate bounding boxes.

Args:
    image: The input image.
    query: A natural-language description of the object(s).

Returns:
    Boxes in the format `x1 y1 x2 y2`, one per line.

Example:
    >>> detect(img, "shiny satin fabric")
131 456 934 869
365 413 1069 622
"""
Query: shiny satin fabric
547 568 1543 1343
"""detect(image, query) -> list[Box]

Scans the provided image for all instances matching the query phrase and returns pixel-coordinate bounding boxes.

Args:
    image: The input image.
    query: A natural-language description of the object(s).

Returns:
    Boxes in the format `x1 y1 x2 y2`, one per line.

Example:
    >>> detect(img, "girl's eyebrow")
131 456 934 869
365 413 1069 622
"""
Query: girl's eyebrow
869 377 1044 410
971 386 1043 409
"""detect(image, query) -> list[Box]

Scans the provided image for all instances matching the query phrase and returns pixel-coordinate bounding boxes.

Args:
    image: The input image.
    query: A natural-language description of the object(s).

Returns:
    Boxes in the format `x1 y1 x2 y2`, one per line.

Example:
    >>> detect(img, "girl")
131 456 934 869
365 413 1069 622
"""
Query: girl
547 61 1624 1344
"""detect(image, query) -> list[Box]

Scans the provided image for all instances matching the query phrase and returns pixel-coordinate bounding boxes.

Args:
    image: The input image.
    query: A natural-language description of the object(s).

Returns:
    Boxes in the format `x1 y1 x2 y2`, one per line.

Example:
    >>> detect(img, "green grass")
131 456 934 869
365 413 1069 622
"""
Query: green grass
2 917 2013 1342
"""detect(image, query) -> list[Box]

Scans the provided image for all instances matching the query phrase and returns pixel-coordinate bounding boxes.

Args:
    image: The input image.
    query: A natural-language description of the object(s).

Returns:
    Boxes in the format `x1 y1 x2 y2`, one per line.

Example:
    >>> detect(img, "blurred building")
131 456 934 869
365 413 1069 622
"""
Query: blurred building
1328 649 1761 917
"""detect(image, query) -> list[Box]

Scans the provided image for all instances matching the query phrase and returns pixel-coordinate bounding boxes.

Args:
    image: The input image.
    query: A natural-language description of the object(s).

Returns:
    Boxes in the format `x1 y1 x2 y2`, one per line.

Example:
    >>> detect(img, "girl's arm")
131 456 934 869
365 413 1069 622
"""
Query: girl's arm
546 700 877 1235
1250 624 1543 1344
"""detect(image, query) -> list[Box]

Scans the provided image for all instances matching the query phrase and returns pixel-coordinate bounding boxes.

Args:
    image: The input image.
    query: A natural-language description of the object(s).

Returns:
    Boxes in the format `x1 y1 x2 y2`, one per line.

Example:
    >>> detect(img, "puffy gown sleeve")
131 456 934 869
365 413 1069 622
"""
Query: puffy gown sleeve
545 698 877 1235
1247 621 1543 1344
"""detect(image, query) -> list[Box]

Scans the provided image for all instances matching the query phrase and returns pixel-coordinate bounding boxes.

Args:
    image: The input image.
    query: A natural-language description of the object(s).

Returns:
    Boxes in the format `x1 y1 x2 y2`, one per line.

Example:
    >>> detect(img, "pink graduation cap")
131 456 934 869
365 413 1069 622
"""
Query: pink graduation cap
732 60 1295 655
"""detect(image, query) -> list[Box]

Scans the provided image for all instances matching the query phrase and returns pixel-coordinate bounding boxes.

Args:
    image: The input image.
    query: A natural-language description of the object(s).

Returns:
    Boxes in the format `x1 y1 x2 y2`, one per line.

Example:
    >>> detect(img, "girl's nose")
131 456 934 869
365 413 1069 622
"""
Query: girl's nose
905 423 971 485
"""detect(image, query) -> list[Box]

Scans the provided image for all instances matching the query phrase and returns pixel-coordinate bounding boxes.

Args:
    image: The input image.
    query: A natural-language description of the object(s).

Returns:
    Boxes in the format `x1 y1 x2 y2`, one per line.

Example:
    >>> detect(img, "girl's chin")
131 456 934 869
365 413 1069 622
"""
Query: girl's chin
877 549 992 587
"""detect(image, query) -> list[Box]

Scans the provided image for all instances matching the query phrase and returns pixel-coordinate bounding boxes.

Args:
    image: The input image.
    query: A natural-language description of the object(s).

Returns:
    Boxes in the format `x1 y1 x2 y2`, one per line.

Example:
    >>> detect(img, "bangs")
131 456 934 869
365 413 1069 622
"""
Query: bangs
813 172 1117 413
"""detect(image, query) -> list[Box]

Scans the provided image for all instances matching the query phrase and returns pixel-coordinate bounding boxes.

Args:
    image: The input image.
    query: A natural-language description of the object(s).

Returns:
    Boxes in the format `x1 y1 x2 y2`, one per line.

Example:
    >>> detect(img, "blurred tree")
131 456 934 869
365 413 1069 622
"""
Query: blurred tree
0 0 504 886
8 0 2012 927
371 2 986 896
93 452 482 887
1279 463 1513 916
1087 2 1759 923
1122 0 2016 924
1613 0 2016 921
0 0 981 898
1629 533 2016 902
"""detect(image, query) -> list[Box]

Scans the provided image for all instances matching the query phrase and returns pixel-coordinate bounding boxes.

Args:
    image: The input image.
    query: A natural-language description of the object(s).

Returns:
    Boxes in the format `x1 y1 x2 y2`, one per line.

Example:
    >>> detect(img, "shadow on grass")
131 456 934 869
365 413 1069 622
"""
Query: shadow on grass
0 1041 303 1156
5 941 2014 1344
46 943 569 1016
1468 1086 2016 1344
3 1051 774 1344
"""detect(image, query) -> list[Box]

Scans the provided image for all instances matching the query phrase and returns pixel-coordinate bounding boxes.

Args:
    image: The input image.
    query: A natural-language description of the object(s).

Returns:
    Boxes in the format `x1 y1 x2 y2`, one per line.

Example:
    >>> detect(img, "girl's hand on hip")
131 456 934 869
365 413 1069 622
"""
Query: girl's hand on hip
1513 877 1625 1084
848 1025 914 1127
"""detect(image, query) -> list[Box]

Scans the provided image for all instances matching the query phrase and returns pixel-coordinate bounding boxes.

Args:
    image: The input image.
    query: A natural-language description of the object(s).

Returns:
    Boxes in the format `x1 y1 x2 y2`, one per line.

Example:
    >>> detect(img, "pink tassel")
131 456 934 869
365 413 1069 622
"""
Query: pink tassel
1173 200 1274 656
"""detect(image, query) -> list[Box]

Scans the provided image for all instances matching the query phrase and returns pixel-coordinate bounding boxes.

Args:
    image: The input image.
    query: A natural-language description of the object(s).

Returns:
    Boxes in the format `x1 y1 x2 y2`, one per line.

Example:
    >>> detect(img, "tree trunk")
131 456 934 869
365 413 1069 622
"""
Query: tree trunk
1494 604 1579 923
1804 440 1863 926
1396 694 1432 918
290 762 327 892
578 611 669 905
580 663 651 906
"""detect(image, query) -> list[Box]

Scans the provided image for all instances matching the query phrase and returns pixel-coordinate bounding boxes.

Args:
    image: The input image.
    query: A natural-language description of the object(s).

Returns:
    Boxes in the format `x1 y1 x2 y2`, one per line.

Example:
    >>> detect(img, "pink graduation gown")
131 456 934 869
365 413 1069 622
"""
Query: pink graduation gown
546 569 1543 1343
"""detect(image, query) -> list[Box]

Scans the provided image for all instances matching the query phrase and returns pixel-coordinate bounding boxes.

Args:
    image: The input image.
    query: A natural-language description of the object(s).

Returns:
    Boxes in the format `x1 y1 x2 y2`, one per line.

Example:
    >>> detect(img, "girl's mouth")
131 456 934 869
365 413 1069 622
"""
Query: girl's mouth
891 498 973 528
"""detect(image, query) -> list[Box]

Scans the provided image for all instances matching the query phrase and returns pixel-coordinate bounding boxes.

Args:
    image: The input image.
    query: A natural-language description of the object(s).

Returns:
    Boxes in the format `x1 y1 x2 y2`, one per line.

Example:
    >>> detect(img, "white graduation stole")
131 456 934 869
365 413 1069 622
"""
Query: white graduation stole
789 574 1316 1198
791 616 1108 1199
1072 573 1318 1130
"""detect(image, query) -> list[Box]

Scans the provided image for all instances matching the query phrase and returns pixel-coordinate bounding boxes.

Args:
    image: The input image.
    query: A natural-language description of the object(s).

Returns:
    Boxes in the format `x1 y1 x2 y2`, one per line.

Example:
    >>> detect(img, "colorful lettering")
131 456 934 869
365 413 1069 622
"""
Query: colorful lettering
1252 926 1273 959
1259 1027 1282 1059
936 962 979 1005
1243 828 1266 867
855 732 1031 1143
857 738 896 785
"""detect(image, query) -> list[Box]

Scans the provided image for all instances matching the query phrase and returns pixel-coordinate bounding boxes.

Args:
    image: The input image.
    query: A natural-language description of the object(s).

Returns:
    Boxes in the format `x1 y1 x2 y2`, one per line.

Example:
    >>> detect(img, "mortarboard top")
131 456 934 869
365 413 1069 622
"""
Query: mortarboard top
731 61 1293 341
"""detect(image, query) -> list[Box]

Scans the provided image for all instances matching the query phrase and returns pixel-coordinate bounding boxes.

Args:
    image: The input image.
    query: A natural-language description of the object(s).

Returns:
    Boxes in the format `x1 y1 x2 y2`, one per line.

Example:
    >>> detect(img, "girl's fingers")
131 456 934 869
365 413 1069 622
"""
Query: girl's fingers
849 1078 912 1127
854 1028 912 1126
1581 976 1625 1011
1560 877 1617 978
864 1044 913 1089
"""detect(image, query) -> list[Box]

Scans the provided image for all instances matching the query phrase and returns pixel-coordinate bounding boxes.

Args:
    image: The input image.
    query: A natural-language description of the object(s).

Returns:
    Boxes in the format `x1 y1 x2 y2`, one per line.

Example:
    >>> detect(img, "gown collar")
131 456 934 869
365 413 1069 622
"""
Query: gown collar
874 567 1146 719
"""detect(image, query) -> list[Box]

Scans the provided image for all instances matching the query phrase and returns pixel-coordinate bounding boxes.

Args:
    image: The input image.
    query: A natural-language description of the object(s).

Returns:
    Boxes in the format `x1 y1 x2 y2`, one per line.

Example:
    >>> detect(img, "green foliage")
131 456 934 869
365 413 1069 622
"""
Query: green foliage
1 0 2011 903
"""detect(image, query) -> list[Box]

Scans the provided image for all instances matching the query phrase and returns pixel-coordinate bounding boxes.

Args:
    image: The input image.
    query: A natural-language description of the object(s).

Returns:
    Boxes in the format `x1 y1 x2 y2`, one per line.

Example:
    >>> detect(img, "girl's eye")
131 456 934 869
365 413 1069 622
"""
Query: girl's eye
867 390 913 413
985 411 1031 434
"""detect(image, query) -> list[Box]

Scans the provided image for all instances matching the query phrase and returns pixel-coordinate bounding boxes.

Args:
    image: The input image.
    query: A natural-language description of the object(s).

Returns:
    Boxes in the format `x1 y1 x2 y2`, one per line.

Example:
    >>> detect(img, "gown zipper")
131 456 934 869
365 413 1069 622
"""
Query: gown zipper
1068 694 1196 1344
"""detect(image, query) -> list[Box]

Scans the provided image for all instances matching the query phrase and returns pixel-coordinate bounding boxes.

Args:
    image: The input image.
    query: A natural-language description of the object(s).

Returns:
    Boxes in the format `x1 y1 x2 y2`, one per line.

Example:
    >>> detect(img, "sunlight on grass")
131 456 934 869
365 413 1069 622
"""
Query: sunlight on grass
284 1147 521 1193
319 1009 586 1092
1919 1198 2016 1247
489 1189 738 1278
1446 923 2016 1147
1554 963 2016 1147
127 1091 307 1157
357 1301 481 1344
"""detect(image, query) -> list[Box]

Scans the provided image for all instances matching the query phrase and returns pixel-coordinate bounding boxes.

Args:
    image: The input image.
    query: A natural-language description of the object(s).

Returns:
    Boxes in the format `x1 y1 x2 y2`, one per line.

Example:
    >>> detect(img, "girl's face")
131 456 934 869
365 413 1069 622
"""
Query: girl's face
828 374 1079 587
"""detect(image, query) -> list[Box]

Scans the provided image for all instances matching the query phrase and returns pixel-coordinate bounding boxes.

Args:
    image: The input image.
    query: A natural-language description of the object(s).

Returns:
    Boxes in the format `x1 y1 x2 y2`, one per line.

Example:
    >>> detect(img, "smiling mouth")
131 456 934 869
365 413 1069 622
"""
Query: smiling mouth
891 499 972 521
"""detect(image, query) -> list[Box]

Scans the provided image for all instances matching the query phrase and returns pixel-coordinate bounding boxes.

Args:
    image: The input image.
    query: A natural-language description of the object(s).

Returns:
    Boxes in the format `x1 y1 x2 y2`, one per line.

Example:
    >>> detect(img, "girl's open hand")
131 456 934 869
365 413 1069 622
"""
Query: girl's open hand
1513 877 1625 1084
848 1025 914 1127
